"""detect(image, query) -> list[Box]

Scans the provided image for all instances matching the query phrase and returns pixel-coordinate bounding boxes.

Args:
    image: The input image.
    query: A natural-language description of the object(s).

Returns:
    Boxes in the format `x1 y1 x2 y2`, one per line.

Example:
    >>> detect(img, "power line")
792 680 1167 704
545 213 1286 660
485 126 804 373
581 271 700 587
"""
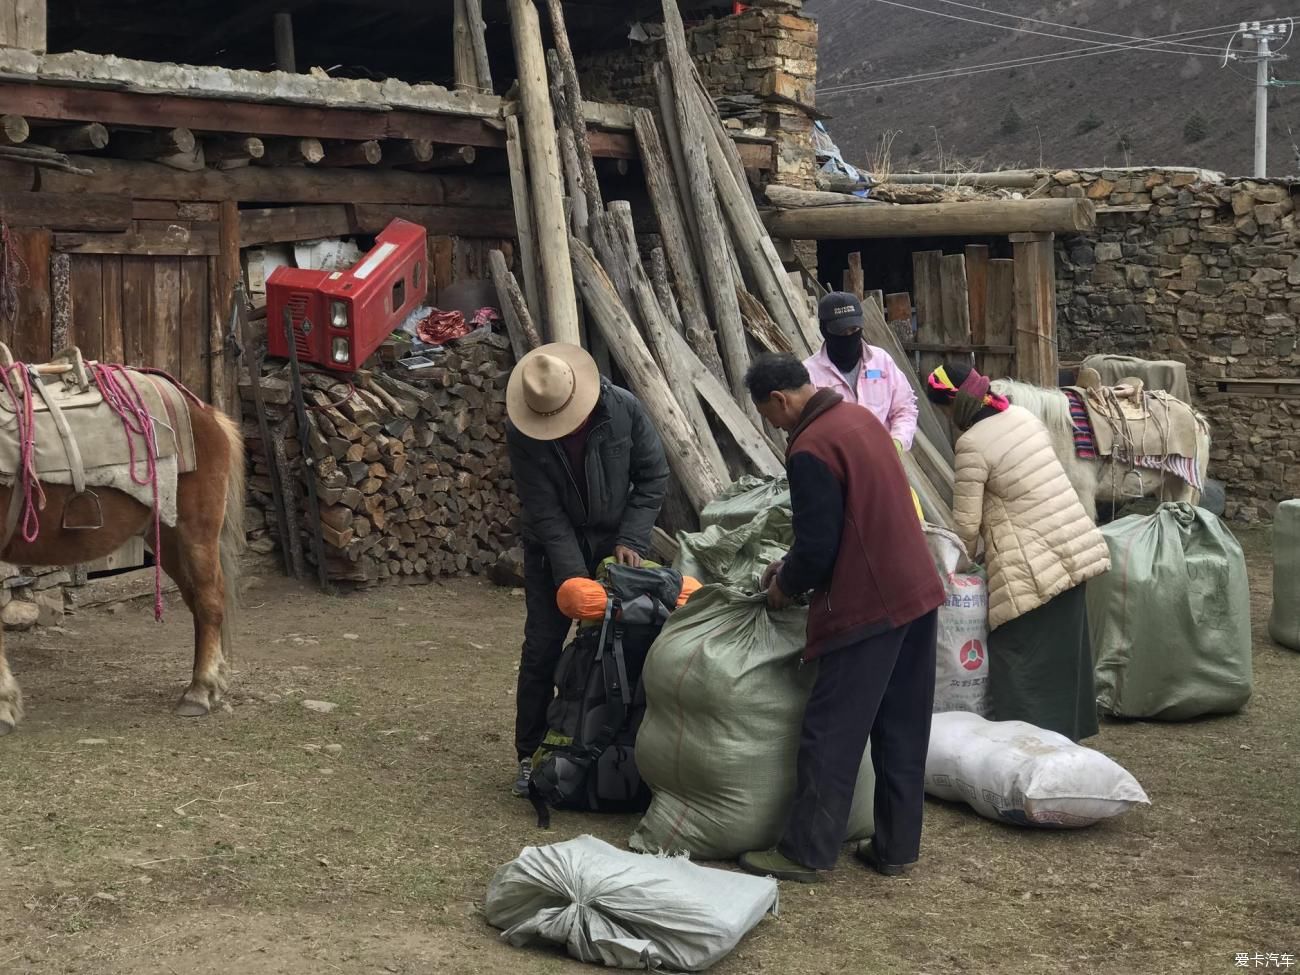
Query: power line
860 0 1241 59
818 25 1242 96
911 0 1235 53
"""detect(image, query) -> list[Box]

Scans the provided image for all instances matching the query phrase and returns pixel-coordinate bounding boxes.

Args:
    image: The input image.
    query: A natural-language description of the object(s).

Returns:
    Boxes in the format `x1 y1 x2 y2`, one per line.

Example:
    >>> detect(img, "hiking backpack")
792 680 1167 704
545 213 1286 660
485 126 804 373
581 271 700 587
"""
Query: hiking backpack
528 561 684 826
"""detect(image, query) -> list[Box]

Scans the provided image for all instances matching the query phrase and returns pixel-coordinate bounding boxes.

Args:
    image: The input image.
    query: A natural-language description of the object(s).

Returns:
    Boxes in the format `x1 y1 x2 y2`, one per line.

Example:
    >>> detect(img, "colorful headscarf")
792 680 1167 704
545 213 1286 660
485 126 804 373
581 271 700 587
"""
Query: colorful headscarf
927 365 1009 430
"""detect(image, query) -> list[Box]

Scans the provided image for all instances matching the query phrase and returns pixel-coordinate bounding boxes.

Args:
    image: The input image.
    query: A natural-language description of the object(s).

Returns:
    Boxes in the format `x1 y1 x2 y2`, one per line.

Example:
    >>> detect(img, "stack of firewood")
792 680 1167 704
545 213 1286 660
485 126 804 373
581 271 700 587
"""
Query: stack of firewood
242 332 519 585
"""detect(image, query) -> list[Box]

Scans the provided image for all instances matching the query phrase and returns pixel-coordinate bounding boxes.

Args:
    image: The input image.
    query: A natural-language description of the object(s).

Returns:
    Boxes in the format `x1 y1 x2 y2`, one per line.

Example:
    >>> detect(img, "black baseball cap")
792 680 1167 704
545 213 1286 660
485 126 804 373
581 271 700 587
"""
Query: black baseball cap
818 291 865 335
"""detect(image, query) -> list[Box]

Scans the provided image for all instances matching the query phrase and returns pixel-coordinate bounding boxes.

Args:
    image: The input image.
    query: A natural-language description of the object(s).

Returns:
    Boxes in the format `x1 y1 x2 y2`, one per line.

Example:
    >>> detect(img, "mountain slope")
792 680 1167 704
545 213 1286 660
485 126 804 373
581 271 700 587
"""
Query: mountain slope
805 0 1294 178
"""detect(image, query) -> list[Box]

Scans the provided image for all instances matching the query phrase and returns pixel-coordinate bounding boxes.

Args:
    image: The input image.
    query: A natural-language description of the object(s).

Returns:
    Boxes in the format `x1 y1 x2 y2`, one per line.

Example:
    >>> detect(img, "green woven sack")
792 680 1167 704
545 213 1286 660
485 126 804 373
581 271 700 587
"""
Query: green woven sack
1087 502 1253 720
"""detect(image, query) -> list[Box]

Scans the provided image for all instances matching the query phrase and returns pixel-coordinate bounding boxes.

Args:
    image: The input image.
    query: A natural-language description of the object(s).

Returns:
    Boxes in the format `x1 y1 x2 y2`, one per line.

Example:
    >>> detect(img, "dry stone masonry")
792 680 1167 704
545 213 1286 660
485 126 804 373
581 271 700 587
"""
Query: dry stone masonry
578 0 818 191
1050 167 1300 520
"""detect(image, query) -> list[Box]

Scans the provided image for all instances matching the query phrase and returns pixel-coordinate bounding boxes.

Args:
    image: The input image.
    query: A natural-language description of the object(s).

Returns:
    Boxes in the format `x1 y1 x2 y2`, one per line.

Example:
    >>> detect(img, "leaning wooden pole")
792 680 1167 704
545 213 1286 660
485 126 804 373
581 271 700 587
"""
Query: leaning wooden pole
507 0 580 345
465 0 494 93
571 238 723 511
631 108 724 379
503 115 543 328
660 0 751 413
489 249 543 359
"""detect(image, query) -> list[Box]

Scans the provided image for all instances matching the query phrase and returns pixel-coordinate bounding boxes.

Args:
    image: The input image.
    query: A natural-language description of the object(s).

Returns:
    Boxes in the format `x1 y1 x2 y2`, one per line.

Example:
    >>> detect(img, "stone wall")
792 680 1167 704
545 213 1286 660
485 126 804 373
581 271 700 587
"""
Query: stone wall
577 0 818 190
1049 168 1300 520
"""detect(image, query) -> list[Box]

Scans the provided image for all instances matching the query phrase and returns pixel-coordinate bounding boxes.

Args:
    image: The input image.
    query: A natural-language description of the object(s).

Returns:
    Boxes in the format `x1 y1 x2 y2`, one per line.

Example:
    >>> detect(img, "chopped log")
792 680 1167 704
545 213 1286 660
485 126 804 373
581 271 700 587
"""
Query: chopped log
319 140 382 167
39 123 108 153
660 0 751 414
260 137 325 166
112 127 196 160
631 107 724 379
416 146 477 169
571 237 723 510
488 249 542 360
383 138 434 167
204 135 265 163
764 198 1098 239
507 0 580 344
0 115 29 146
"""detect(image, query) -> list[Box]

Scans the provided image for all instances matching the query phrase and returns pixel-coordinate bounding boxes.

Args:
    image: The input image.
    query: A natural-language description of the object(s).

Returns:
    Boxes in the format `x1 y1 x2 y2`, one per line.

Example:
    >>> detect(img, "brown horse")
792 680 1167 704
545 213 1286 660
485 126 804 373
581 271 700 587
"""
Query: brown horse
0 393 244 736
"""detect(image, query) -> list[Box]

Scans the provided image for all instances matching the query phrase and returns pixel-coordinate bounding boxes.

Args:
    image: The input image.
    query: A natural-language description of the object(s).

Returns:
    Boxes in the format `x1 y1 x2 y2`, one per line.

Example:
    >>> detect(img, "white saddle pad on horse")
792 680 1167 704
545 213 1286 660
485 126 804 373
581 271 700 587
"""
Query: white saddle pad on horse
0 366 196 526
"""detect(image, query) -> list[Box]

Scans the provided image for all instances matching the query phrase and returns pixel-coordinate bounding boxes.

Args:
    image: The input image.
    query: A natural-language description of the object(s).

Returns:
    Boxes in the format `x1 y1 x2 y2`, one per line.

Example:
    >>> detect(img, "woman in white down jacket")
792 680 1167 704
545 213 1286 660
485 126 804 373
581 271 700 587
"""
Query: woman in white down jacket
926 363 1110 741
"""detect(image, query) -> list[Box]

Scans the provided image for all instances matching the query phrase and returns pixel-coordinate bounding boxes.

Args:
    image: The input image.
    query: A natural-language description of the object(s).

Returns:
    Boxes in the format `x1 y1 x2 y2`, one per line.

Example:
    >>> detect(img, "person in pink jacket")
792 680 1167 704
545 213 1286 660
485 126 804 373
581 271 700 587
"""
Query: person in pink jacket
803 292 919 449
804 291 923 519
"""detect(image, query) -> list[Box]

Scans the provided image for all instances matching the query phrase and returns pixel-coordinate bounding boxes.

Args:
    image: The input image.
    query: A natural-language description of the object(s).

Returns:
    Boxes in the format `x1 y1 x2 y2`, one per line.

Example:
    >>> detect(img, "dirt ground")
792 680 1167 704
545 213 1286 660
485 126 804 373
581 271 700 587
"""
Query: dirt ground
0 530 1296 975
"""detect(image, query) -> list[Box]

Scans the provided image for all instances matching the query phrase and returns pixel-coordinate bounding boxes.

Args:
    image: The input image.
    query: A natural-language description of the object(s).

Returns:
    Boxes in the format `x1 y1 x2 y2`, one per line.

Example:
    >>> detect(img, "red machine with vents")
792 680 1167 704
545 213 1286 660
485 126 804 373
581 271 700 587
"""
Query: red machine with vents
266 218 427 373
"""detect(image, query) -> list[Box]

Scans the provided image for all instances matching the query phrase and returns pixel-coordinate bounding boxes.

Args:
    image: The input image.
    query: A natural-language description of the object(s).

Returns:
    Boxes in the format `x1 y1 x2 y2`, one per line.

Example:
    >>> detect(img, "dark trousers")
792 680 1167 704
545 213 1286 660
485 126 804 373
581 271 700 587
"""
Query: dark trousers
514 543 575 760
778 610 938 871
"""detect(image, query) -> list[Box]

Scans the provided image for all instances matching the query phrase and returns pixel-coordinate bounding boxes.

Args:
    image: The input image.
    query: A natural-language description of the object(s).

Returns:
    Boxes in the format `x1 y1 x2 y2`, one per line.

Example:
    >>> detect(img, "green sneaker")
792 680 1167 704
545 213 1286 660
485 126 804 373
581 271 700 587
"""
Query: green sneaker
738 848 821 883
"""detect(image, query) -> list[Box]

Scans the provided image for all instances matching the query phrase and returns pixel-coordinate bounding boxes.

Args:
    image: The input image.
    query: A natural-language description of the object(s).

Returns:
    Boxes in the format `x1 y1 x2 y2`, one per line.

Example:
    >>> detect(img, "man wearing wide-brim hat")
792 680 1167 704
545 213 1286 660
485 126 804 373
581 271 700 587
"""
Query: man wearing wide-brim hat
504 343 669 797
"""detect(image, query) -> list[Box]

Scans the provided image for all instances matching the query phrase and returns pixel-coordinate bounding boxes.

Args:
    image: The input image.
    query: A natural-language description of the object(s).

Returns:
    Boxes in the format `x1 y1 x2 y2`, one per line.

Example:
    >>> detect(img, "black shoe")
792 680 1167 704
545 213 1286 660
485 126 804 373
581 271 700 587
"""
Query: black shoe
512 758 532 798
855 839 908 877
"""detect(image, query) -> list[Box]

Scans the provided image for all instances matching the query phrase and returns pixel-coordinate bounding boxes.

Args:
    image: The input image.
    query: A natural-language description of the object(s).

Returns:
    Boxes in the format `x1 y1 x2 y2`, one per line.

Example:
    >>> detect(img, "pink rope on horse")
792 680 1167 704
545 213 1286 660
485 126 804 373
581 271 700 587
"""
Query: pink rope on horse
0 363 47 544
89 364 167 622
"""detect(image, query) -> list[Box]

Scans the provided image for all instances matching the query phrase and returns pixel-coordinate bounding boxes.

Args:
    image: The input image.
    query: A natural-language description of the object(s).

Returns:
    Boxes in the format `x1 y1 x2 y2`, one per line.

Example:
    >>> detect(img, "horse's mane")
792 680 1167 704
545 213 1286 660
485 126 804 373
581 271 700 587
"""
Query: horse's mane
991 378 1075 442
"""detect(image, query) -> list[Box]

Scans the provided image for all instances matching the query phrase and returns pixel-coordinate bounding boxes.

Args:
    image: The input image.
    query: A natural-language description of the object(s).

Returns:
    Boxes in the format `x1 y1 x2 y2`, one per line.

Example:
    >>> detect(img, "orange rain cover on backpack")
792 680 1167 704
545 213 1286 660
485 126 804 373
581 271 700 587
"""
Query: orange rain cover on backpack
556 574 702 621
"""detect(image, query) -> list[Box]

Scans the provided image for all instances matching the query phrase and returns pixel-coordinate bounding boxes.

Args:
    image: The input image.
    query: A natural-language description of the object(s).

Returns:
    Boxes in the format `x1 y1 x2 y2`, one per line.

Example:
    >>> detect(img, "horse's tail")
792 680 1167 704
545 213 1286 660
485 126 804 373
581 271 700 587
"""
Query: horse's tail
213 407 245 659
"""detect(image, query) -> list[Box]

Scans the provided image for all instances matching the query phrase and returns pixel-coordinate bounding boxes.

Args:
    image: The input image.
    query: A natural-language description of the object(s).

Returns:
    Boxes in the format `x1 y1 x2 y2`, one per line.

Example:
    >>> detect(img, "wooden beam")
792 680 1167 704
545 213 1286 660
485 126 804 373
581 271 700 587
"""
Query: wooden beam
507 0 580 345
42 155 511 207
763 198 1097 239
352 203 514 237
0 79 638 159
982 258 1015 379
204 135 265 163
260 136 324 165
844 251 865 299
415 146 477 169
939 253 972 367
382 138 434 166
661 0 751 413
111 127 196 160
0 191 131 231
765 184 875 208
239 204 356 246
273 11 297 72
465 0 494 94
488 248 542 360
0 115 30 146
319 140 382 167
571 236 723 511
54 227 220 256
38 122 109 153
0 0 45 53
1011 232 1057 386
453 0 478 92
214 200 240 412
503 115 542 330
964 244 989 351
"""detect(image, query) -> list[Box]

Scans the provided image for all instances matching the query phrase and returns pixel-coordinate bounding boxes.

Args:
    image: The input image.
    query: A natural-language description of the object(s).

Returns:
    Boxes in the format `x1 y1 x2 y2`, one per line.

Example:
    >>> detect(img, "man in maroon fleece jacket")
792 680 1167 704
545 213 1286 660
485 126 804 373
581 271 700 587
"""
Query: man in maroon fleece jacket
738 354 944 883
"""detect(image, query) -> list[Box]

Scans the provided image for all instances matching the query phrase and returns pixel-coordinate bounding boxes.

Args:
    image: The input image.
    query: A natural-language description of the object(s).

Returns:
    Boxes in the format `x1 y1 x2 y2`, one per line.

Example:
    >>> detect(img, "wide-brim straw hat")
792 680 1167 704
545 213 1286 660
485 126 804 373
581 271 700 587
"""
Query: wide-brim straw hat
506 343 601 441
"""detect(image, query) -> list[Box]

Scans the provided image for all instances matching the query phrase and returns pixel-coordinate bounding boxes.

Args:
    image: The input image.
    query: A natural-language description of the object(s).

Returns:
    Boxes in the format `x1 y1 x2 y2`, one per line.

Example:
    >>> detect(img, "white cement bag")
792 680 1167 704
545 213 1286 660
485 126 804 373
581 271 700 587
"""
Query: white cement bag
485 835 778 971
925 527 991 716
925 712 1150 827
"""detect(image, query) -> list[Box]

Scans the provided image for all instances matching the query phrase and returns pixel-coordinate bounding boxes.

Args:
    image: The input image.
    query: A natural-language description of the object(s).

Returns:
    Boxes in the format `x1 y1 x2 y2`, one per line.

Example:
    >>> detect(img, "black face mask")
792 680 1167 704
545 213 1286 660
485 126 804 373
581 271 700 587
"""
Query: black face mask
823 329 863 371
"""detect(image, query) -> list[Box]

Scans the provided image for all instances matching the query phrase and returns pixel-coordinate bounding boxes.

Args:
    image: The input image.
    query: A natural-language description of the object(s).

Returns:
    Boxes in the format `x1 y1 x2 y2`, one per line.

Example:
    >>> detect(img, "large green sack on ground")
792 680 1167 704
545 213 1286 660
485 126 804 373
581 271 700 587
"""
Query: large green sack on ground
1087 502 1253 720
1270 499 1300 651
674 506 792 590
698 475 790 531
629 585 875 859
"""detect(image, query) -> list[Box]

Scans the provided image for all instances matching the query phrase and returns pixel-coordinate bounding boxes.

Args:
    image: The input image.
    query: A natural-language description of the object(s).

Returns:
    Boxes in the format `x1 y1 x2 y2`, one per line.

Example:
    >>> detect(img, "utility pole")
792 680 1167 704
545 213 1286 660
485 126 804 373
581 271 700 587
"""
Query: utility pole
1240 21 1289 177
